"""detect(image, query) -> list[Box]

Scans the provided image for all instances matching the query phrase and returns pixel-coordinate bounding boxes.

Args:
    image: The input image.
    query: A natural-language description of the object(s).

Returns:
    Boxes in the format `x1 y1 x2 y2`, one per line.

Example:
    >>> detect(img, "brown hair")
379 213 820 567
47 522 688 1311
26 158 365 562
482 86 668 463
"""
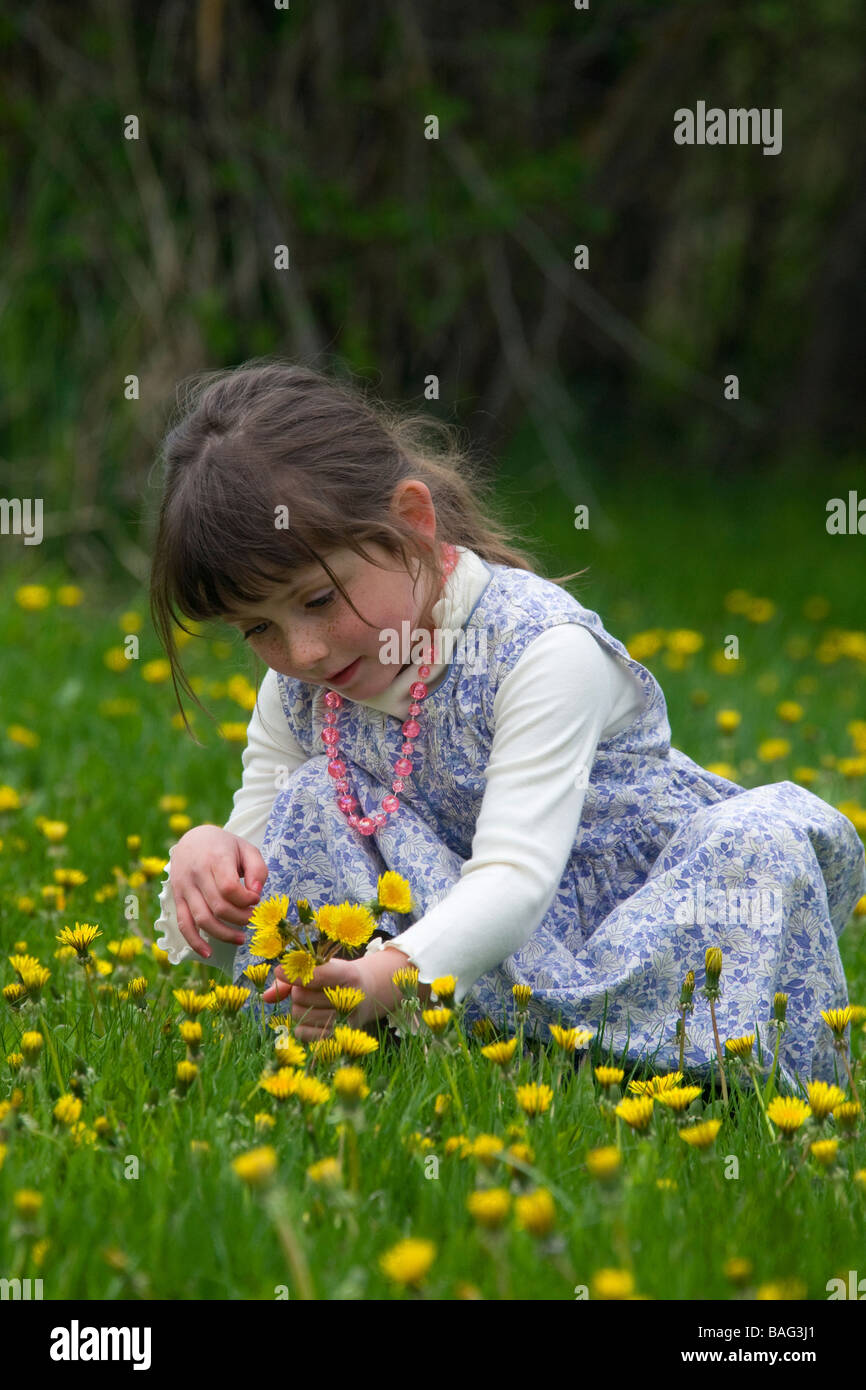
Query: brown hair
148 357 588 744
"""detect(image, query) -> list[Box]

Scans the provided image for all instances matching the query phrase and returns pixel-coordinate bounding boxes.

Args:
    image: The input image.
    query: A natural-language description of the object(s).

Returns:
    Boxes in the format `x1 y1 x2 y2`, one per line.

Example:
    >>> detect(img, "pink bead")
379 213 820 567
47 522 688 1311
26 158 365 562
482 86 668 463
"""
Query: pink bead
328 759 346 778
335 778 349 793
321 728 339 746
394 757 413 776
324 691 342 709
408 703 421 716
392 779 405 792
372 812 388 828
401 742 414 755
382 794 399 812
323 710 337 724
418 665 431 679
347 813 360 828
402 719 420 738
357 817 376 835
409 682 428 700
337 795 358 813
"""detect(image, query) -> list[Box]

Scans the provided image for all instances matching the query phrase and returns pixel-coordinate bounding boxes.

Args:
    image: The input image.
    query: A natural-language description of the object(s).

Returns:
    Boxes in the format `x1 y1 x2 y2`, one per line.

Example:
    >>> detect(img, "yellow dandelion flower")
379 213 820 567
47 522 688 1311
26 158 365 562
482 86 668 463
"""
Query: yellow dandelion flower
715 709 742 733
15 584 51 610
480 1038 518 1067
254 1112 277 1131
294 1075 332 1107
777 701 804 723
175 1061 199 1092
13 1189 44 1220
308 1037 344 1064
705 946 723 980
505 1141 535 1167
422 1007 453 1035
179 1020 203 1052
20 1031 44 1063
231 1146 277 1187
3 982 28 1008
834 1101 861 1131
821 1006 852 1039
767 1095 811 1135
430 975 458 1005
848 1004 866 1025
756 1278 806 1300
244 962 271 989
11 726 42 751
466 1187 511 1228
678 1119 722 1149
173 988 212 1018
376 872 413 914
333 1026 379 1058
433 1094 452 1118
54 1093 83 1126
249 924 288 960
210 984 250 1015
6 1053 24 1072
810 1138 839 1167
56 922 102 956
654 1086 703 1112
586 1146 622 1180
319 902 376 949
757 738 791 762
248 895 292 932
627 1071 683 1097
725 1033 756 1059
723 1256 753 1285
594 1066 625 1089
379 1237 436 1286
806 1081 847 1120
615 1096 654 1131
274 1034 306 1068
471 1134 505 1167
515 1082 554 1117
592 1268 635 1300
307 1156 342 1185
280 950 318 985
259 1068 300 1100
333 1066 370 1103
514 1188 555 1237
511 984 532 1008
323 985 366 1016
392 965 419 996
548 1024 594 1052
0 784 23 811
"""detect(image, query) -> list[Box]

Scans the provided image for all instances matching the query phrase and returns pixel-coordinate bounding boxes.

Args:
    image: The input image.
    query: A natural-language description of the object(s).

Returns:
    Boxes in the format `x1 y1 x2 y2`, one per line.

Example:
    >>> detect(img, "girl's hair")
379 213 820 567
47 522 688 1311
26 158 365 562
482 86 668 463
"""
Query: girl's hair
148 357 588 743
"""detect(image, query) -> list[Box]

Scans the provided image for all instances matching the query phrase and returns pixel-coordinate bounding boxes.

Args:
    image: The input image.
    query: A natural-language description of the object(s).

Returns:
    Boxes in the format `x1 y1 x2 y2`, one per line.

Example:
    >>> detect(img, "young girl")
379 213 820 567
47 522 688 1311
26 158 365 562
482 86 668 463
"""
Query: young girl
150 359 866 1092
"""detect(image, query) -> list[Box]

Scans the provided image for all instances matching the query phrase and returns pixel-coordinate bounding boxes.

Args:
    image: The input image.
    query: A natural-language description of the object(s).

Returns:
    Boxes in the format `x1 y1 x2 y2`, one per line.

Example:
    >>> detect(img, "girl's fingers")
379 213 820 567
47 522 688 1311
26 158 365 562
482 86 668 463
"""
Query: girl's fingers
175 894 212 958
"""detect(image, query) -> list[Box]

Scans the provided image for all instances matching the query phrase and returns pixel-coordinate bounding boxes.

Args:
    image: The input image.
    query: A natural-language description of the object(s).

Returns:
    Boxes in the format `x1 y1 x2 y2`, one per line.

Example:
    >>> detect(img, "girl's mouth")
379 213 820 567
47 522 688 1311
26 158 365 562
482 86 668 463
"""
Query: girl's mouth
326 656 361 685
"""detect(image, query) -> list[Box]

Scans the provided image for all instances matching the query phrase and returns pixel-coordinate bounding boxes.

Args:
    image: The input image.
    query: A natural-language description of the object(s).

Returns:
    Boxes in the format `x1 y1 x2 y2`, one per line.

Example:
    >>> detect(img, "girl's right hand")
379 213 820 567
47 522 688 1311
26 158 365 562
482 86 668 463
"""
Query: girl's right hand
169 825 269 959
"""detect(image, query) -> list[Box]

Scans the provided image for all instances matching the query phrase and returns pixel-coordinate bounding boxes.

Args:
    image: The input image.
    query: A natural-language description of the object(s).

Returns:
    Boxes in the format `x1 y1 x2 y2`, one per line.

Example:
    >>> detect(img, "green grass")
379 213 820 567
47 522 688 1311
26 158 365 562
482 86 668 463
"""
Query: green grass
1 461 865 1300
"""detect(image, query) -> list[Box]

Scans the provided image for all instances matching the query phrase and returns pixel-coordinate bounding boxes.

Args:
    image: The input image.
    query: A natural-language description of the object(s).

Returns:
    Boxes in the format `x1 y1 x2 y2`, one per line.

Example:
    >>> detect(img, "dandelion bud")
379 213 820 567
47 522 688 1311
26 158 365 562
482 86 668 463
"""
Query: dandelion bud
20 1031 44 1064
773 992 788 1023
680 970 695 1007
705 947 723 988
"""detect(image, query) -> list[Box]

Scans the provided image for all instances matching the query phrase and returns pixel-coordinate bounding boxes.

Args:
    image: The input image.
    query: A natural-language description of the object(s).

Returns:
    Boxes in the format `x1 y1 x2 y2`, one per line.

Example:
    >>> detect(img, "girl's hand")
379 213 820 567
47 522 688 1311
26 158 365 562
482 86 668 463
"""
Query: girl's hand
169 825 269 959
264 952 408 1041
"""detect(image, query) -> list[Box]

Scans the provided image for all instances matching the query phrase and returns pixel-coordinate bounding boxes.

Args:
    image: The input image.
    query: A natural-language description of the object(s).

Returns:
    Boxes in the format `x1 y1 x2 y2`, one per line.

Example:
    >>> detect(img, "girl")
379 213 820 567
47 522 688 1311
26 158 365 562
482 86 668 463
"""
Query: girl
150 359 866 1091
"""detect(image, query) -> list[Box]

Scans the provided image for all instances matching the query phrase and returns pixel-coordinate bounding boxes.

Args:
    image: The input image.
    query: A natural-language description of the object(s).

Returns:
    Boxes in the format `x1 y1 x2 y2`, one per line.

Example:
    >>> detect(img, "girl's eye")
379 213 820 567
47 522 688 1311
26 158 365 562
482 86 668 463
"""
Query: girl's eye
242 592 335 641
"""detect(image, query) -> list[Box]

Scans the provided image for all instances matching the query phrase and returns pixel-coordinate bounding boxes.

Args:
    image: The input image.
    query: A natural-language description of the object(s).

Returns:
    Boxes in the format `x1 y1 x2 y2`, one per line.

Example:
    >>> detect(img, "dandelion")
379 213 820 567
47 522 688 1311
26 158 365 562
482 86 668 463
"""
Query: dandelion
274 1034 306 1068
433 1094 452 1119
379 1237 436 1287
594 1066 625 1092
247 895 293 958
655 1086 703 1113
260 1068 300 1101
56 923 102 959
616 1096 655 1132
333 1066 370 1104
834 1101 861 1132
592 1268 635 1300
514 1188 555 1237
806 1081 847 1121
293 1075 331 1108
767 1095 811 1138
54 1093 83 1126
515 1082 553 1118
13 1190 44 1221
318 902 376 950
471 1134 506 1167
254 1112 276 1133
6 1053 23 1072
756 1278 806 1300
307 1156 342 1185
179 1020 203 1055
777 701 804 723
422 1008 452 1036
244 962 271 990
586 1146 622 1180
175 1061 199 1095
773 992 788 1022
481 1038 518 1068
505 1141 535 1169
821 1006 853 1039
173 988 212 1018
627 1072 683 1097
678 1119 722 1149
308 1037 343 1065
280 949 318 986
123 977 148 1006
511 984 532 1010
810 1139 839 1168
723 1257 753 1286
548 1024 594 1053
376 872 413 914
392 965 419 997
20 1031 44 1064
725 1033 756 1059
466 1187 511 1228
323 985 365 1018
210 984 250 1015
231 1146 277 1187
19 963 51 1000
431 975 458 1006
333 1026 379 1059
3 982 28 1009
716 709 742 733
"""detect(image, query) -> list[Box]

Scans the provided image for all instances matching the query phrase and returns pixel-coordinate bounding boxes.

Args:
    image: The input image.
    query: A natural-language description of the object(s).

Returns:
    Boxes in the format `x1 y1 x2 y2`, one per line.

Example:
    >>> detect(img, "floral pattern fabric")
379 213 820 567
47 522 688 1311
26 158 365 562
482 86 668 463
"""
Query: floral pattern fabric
234 560 866 1091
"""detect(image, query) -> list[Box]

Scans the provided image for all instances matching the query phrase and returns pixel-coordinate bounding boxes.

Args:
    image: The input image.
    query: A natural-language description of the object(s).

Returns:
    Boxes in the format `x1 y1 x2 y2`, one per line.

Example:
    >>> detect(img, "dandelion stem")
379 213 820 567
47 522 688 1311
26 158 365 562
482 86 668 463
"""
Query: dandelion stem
745 1062 775 1141
708 998 729 1104
264 1187 316 1299
764 1024 783 1104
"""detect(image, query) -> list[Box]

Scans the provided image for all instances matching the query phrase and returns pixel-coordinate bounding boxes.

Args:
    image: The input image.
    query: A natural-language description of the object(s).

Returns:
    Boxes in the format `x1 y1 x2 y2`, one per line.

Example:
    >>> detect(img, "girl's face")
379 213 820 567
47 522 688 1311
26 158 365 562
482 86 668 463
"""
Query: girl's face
223 544 441 701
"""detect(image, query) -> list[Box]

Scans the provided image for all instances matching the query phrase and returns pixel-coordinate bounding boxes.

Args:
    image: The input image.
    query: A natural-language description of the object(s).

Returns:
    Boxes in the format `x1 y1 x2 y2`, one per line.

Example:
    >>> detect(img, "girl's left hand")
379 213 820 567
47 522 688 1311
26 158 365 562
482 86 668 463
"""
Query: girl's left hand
262 955 386 1041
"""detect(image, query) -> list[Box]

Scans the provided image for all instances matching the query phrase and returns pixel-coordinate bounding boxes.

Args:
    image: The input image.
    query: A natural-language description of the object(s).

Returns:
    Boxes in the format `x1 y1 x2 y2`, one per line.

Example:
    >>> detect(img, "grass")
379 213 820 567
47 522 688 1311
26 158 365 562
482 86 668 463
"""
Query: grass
1 460 866 1300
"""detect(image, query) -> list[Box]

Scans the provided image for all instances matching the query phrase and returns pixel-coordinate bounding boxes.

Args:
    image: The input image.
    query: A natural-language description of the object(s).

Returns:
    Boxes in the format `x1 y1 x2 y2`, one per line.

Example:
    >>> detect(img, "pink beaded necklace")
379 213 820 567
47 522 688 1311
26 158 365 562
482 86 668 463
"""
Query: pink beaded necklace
322 542 459 837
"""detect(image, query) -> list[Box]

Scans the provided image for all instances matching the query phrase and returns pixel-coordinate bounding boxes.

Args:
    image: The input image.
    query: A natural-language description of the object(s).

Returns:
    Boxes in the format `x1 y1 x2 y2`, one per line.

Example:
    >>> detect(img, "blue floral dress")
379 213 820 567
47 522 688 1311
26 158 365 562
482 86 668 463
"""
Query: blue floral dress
235 560 866 1090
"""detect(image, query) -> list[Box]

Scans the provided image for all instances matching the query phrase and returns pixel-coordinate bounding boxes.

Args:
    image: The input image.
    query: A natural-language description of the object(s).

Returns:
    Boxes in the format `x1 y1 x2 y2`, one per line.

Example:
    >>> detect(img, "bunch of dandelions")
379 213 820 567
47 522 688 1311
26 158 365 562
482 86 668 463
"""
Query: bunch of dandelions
700 947 728 1104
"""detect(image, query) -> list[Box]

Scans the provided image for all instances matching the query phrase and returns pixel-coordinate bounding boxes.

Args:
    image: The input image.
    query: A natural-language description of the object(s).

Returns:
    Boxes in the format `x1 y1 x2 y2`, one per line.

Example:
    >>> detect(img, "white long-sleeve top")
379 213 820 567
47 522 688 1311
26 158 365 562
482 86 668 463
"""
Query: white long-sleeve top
153 547 645 1003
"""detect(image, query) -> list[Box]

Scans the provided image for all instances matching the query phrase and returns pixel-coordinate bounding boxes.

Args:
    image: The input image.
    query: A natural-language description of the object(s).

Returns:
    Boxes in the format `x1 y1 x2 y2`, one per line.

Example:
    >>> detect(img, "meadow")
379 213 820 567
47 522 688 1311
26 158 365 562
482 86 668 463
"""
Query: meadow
1 461 865 1302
